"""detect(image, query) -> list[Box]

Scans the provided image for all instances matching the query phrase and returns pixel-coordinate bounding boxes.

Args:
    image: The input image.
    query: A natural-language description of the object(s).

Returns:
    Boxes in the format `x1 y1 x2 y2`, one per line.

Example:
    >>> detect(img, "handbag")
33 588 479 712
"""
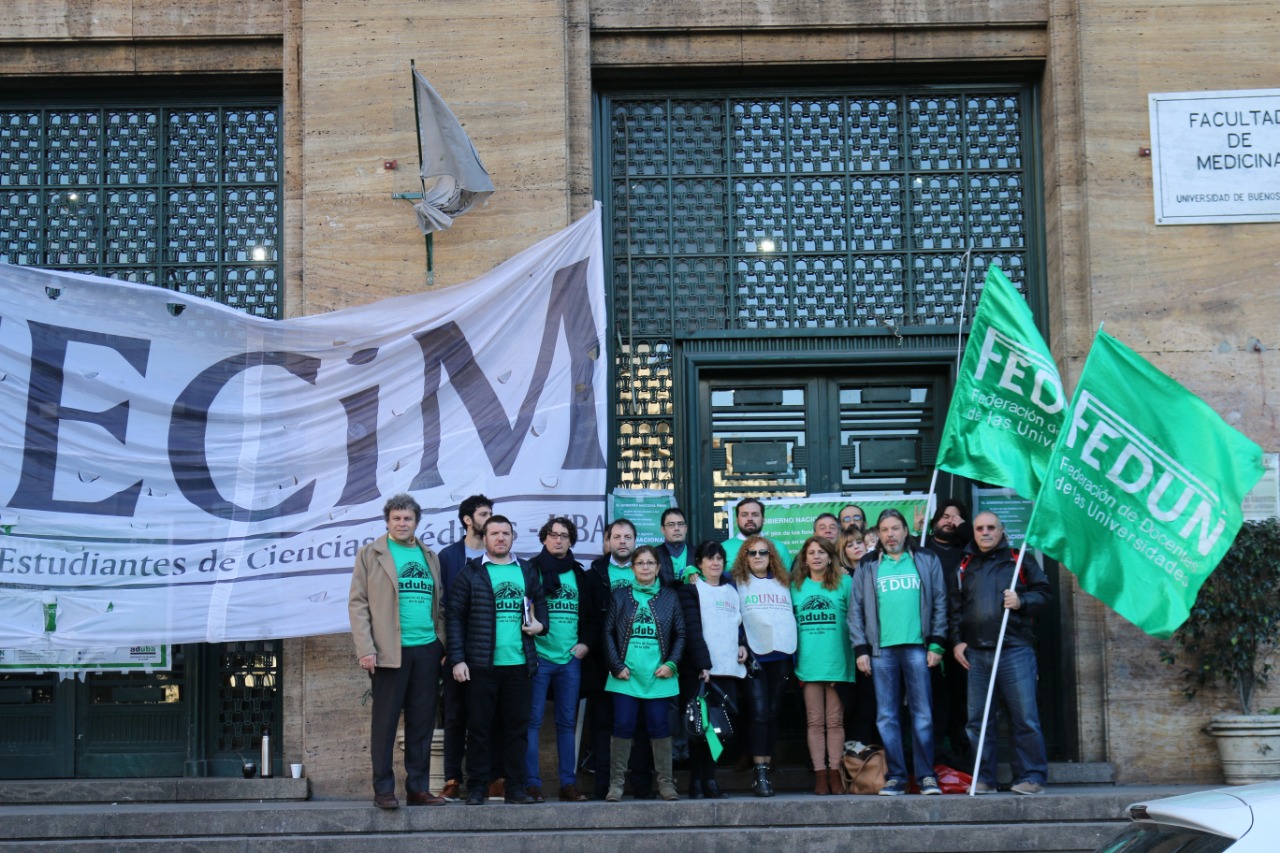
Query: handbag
839 742 888 795
683 681 737 745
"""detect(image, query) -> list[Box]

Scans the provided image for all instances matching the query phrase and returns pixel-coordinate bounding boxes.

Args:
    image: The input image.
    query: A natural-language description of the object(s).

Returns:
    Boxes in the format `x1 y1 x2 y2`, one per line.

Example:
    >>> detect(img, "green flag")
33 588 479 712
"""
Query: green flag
1025 330 1265 638
936 266 1065 499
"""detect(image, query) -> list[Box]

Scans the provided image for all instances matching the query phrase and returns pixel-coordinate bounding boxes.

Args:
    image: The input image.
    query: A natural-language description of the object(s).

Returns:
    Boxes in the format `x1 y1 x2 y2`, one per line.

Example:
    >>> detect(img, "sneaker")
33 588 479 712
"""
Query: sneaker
440 779 462 802
1011 780 1045 795
465 787 486 805
487 778 506 800
919 776 942 796
972 781 995 795
878 779 908 796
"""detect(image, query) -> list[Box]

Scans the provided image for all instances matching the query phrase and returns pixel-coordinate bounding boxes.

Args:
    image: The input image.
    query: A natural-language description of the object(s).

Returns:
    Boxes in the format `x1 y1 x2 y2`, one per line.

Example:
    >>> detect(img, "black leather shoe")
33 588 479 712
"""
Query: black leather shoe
688 779 704 799
504 787 534 805
704 779 729 799
466 787 486 805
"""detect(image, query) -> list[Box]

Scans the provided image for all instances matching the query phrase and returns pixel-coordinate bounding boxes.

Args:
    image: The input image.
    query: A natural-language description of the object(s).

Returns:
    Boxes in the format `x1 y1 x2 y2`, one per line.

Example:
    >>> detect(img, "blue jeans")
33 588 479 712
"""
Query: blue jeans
612 692 671 739
871 644 935 783
966 645 1048 787
526 655 582 788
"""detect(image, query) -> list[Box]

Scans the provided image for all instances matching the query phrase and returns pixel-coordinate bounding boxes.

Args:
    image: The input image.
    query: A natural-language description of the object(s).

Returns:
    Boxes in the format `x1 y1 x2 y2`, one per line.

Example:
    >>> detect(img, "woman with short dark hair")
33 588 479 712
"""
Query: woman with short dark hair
677 540 746 798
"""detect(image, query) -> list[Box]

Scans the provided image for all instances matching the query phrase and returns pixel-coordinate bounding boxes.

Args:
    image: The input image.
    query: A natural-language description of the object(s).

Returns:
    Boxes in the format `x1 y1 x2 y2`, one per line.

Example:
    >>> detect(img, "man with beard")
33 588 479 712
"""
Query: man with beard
723 498 792 569
446 516 548 805
848 509 948 797
437 494 494 800
923 499 973 766
838 504 867 534
950 511 1052 795
525 516 596 802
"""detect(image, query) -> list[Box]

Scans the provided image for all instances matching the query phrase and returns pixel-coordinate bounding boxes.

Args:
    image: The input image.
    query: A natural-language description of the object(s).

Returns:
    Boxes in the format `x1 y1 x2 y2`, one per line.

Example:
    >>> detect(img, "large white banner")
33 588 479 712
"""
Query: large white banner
0 208 607 648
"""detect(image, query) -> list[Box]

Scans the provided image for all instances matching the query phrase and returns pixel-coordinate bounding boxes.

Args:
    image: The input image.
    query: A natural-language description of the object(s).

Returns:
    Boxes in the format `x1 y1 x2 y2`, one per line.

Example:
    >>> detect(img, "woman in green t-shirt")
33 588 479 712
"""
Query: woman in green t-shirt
791 536 855 795
603 545 686 801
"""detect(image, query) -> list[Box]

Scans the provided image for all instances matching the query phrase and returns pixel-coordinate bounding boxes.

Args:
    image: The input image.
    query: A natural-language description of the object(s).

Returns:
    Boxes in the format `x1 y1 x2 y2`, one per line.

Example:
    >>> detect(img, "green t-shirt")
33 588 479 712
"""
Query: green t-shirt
487 562 526 666
876 552 924 648
389 538 436 647
608 562 633 591
666 545 691 582
793 575 855 682
536 569 579 665
606 590 678 700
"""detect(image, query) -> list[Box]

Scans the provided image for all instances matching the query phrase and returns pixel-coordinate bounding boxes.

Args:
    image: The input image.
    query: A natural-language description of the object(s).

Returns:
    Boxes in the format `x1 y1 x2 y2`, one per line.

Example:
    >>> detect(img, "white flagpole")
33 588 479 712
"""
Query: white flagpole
923 242 974 548
919 470 938 547
967 500 1041 796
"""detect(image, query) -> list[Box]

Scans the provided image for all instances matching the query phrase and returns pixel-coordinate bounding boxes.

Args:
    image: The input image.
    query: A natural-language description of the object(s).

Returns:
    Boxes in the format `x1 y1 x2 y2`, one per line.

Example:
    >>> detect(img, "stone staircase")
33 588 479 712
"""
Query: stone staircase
0 773 1195 853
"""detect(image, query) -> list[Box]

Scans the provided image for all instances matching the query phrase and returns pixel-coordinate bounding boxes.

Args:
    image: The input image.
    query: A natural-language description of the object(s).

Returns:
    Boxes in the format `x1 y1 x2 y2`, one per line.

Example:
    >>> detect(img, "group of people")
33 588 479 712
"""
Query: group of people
348 491 1052 808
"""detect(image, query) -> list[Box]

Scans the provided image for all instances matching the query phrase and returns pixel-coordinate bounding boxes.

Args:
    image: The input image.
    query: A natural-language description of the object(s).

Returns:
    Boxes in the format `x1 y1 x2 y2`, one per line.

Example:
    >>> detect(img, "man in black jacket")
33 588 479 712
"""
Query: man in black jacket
924 498 973 766
655 507 689 586
949 511 1052 795
436 494 493 800
447 515 548 805
525 516 597 802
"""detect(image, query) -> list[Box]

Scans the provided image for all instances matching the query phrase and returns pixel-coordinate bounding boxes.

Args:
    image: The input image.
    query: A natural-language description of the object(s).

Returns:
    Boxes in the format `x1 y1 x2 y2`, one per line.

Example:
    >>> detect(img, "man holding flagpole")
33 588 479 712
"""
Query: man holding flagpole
950 511 1052 795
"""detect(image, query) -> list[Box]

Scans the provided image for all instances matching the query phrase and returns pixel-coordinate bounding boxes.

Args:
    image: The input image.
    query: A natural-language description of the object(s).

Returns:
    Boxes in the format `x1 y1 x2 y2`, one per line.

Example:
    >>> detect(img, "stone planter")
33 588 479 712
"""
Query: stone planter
1207 715 1280 784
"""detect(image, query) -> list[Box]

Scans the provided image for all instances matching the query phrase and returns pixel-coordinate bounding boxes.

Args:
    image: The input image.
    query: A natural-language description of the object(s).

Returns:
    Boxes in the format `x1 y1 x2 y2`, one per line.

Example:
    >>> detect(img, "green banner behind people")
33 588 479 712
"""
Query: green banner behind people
1025 330 1265 639
937 266 1065 499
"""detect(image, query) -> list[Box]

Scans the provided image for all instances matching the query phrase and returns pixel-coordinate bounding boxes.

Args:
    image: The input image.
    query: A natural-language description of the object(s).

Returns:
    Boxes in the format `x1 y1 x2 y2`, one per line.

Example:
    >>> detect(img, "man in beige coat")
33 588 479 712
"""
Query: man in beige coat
349 493 447 809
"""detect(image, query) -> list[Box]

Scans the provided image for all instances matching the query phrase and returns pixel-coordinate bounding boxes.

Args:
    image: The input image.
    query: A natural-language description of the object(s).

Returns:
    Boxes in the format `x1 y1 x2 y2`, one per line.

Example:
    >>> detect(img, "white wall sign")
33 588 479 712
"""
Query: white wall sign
1149 88 1280 225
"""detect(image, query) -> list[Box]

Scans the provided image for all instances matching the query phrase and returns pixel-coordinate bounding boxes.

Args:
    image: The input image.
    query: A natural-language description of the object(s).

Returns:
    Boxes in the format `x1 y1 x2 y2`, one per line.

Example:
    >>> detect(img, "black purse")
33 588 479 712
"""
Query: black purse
684 680 736 743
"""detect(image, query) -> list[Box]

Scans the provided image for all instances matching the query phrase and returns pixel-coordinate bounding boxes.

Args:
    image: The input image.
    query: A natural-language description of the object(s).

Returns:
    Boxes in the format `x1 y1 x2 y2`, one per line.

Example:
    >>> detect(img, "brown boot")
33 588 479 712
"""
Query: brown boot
814 768 830 795
828 768 846 795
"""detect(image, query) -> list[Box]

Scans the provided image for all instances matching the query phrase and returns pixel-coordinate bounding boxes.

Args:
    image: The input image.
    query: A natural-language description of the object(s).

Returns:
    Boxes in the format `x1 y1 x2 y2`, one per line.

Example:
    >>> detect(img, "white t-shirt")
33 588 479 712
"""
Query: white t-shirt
737 574 797 655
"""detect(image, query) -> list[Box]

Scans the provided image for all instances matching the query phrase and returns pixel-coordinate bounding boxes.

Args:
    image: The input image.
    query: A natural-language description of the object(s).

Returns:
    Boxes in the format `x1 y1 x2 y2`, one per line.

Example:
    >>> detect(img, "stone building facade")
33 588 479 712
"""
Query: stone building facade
0 0 1276 796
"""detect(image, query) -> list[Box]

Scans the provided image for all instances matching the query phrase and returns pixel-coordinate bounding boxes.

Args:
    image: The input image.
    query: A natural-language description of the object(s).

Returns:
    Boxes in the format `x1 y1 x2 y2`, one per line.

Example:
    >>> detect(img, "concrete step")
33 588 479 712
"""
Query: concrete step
0 786 1195 853
0 777 308 805
0 762 1111 806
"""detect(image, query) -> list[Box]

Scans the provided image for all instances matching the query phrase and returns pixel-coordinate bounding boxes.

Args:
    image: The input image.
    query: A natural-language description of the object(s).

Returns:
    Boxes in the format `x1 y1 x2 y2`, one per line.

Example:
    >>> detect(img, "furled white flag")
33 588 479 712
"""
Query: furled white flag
412 67 495 234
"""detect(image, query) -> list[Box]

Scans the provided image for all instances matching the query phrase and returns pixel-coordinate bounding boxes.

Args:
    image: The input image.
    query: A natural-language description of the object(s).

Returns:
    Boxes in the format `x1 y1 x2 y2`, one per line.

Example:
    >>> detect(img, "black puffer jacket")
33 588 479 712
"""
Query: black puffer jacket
605 584 685 677
446 556 548 674
947 538 1051 651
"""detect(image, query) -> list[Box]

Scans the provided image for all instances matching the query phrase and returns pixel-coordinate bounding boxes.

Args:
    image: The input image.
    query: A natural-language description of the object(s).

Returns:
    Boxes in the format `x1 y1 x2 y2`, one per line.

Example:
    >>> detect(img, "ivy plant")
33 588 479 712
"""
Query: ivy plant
1163 518 1280 715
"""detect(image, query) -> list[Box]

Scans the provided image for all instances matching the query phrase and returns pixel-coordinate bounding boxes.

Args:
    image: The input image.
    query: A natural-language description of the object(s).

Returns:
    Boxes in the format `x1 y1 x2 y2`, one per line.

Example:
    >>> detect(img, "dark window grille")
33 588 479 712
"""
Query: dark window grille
0 102 282 318
603 86 1038 492
214 641 281 760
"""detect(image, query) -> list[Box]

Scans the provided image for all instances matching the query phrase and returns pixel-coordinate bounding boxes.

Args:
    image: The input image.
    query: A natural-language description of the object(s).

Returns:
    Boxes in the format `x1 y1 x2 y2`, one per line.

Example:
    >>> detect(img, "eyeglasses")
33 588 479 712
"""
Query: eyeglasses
662 520 687 528
633 560 659 568
746 549 770 557
545 532 571 540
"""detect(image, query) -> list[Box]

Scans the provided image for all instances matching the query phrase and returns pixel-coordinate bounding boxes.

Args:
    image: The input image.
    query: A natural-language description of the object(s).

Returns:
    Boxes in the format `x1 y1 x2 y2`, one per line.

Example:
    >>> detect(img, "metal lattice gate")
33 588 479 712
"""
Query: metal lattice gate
601 86 1041 498
0 101 282 318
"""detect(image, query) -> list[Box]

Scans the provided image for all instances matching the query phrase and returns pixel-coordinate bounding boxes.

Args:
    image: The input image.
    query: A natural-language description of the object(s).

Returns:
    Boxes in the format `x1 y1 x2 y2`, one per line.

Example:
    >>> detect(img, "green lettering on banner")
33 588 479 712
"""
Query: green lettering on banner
936 266 1065 500
1026 330 1265 638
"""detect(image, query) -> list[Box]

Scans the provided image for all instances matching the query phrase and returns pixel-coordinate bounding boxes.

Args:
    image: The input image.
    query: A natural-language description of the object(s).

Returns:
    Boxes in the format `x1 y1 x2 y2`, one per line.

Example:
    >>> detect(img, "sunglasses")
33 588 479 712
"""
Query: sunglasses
746 548 770 557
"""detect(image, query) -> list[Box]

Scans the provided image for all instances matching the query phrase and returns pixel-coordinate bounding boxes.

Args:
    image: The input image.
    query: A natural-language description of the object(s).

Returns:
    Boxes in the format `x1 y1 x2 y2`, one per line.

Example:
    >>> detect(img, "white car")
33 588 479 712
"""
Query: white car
1095 782 1280 852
